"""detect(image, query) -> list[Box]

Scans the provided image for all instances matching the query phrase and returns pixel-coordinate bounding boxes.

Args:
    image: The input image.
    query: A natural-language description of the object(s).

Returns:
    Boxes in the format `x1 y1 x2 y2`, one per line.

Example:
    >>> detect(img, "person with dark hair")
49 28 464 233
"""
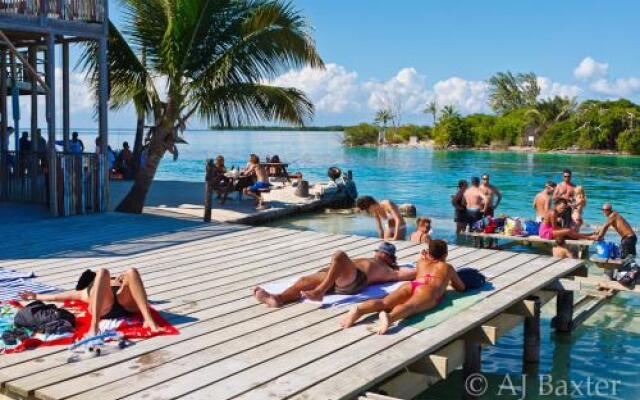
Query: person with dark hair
19 268 161 338
539 199 597 241
355 196 406 240
242 154 271 210
464 177 485 227
70 131 85 154
597 203 637 259
533 181 556 222
452 180 468 234
340 239 466 334
253 242 416 307
19 131 31 153
553 169 576 228
480 174 502 217
553 238 575 259
409 217 432 244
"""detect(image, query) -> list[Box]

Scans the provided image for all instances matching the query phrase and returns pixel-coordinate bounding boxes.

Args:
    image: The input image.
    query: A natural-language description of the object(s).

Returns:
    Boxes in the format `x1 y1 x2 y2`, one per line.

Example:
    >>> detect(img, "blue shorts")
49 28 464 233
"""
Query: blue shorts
249 181 271 192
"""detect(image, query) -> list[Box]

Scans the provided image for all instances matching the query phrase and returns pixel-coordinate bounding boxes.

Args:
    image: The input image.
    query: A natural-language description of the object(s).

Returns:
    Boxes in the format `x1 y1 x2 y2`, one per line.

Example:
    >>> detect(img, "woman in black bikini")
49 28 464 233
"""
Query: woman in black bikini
19 268 161 337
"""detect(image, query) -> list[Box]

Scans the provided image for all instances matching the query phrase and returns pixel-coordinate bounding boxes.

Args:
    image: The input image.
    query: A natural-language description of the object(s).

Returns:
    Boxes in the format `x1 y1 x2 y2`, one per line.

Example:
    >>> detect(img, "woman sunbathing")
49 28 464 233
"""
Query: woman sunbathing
19 268 160 337
340 240 465 334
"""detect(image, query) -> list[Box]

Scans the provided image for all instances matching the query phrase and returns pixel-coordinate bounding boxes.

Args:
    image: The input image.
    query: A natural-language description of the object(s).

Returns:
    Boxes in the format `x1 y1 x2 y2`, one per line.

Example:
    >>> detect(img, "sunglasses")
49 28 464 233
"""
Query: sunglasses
563 175 571 178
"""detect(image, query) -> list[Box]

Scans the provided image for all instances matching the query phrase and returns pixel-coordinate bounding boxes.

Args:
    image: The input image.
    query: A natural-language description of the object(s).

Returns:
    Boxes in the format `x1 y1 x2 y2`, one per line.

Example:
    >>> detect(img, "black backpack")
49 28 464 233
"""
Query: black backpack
14 301 76 335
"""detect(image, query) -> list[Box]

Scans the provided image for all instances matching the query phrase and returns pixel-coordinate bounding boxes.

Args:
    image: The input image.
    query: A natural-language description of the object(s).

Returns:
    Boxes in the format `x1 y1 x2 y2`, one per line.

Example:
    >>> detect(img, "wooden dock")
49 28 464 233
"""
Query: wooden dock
0 212 590 400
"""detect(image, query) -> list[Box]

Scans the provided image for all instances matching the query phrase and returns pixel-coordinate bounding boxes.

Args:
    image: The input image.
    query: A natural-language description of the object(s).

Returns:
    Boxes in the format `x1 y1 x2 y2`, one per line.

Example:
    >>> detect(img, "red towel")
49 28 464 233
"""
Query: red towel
3 300 178 354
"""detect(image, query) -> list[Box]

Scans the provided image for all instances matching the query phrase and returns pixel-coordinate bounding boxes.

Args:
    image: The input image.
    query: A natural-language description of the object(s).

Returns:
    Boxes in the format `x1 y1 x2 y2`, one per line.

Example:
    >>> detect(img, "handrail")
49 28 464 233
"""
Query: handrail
0 0 105 23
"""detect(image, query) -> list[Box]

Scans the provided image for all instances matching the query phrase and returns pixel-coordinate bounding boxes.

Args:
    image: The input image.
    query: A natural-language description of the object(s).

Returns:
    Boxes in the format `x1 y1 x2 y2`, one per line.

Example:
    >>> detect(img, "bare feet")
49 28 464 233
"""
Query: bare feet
340 306 361 329
377 311 390 335
253 287 281 308
301 288 325 302
143 319 162 333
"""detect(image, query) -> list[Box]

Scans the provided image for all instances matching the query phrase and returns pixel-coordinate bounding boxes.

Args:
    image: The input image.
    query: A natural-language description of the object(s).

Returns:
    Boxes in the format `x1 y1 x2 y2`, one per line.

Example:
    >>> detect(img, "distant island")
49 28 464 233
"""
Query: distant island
211 125 345 132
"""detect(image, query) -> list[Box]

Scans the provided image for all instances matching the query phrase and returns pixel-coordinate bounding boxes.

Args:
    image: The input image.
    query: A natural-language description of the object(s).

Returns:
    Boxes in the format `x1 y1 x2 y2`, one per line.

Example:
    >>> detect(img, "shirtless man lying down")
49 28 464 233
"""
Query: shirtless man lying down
253 242 416 307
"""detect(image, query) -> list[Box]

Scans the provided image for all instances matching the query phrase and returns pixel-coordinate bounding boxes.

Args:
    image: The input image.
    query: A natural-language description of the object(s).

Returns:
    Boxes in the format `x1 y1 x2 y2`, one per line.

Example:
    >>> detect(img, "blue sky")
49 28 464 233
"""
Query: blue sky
18 0 640 130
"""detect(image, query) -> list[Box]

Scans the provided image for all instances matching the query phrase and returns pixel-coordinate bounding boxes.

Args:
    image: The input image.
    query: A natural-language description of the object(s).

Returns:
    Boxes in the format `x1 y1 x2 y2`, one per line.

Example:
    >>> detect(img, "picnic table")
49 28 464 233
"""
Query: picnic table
463 232 594 258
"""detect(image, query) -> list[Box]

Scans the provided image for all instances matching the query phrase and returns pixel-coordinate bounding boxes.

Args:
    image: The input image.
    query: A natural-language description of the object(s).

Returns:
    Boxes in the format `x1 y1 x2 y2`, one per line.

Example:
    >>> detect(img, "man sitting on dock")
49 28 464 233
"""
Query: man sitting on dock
533 181 556 222
242 154 271 210
539 199 597 241
597 203 637 259
356 196 406 240
253 242 416 307
340 240 466 334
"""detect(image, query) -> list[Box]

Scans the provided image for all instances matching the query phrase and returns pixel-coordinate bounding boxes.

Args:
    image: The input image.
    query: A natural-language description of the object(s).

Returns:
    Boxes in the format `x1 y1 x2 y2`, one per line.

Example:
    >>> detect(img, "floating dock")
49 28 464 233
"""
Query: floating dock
0 211 617 400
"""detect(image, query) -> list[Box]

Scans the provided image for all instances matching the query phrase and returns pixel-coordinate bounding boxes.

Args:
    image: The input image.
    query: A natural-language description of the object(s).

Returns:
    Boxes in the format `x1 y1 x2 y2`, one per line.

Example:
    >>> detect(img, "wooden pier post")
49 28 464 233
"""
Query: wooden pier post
29 45 39 201
463 338 482 400
62 42 70 153
553 290 574 333
45 33 57 216
0 49 7 199
523 296 541 371
204 158 213 222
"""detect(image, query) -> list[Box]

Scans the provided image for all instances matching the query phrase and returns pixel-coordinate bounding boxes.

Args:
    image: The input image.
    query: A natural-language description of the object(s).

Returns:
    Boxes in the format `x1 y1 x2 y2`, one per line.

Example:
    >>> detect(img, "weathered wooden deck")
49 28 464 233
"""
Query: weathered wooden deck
0 212 585 400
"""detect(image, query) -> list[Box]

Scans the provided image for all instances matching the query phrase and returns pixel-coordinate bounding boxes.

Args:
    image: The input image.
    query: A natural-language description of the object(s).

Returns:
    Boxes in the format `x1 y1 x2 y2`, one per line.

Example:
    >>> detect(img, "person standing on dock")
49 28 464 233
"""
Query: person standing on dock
597 203 637 259
533 181 556 222
553 169 576 228
356 196 406 240
452 180 468 234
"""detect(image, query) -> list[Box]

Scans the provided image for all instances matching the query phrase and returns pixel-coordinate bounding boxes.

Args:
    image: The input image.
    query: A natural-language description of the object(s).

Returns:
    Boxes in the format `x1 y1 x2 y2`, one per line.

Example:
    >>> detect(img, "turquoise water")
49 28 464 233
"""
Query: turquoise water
97 129 640 399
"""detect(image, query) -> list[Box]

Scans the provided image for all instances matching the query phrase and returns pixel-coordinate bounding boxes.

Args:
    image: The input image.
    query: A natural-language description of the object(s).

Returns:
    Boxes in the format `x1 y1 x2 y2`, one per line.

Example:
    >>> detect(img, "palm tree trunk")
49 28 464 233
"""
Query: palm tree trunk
132 114 144 175
115 131 166 213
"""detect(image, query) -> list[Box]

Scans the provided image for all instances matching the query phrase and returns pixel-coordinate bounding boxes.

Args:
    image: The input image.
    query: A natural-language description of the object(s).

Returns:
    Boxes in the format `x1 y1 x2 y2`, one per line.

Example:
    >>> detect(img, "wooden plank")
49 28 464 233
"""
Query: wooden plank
463 232 593 247
573 276 640 294
287 258 582 400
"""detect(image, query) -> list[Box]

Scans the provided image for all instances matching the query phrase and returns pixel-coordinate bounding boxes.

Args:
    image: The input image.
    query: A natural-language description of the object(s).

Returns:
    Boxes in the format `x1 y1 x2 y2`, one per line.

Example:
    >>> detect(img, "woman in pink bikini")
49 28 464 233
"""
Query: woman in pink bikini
539 198 597 241
340 240 466 334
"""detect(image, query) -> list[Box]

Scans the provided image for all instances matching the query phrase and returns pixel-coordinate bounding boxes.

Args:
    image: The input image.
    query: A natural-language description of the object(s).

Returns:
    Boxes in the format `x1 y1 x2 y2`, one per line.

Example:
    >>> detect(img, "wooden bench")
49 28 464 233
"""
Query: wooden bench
463 232 593 258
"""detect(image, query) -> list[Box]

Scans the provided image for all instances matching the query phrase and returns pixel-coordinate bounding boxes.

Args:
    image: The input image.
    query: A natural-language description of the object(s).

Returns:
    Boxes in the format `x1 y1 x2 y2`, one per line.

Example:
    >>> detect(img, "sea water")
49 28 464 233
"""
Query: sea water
96 129 639 399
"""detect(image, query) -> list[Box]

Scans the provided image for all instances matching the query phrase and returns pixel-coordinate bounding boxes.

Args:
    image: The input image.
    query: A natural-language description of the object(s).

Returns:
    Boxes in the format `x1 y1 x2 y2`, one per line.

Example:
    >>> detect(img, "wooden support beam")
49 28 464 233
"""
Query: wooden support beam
422 339 465 380
552 289 574 332
62 41 70 152
374 371 437 400
29 45 38 201
572 289 615 328
523 296 541 364
0 30 50 93
0 49 7 199
463 338 482 400
45 33 57 216
97 35 109 211
573 276 640 294
545 278 581 292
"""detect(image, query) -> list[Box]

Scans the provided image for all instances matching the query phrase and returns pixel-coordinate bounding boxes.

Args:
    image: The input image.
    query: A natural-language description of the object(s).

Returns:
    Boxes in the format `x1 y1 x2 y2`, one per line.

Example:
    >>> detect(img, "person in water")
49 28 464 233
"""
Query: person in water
356 196 406 241
552 238 575 259
597 203 637 259
242 154 271 210
253 242 415 307
464 177 485 228
479 174 502 217
572 186 587 232
409 217 432 244
539 199 597 241
19 268 161 337
553 169 576 228
452 180 468 235
340 240 465 334
533 181 556 222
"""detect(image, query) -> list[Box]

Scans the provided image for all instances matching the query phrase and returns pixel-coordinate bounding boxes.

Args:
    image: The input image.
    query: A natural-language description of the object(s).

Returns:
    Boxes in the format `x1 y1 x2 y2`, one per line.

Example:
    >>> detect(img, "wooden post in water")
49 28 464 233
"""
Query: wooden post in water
523 296 541 372
204 158 213 222
462 338 482 400
29 45 39 202
553 290 574 333
45 34 57 216
0 49 7 199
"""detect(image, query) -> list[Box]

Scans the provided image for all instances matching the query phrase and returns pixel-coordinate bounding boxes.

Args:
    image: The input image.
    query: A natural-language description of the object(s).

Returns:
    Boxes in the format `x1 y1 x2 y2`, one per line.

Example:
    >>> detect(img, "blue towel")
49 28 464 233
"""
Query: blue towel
0 268 59 301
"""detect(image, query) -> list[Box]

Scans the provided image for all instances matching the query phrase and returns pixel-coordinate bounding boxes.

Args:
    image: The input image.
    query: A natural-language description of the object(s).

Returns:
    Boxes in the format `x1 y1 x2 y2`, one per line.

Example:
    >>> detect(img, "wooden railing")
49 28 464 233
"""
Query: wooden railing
0 0 105 23
0 151 107 216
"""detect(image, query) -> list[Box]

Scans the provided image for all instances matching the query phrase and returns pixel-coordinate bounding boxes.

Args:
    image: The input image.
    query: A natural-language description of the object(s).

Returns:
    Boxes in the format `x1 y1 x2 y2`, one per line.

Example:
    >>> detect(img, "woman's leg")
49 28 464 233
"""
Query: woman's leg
340 283 412 329
88 268 115 337
378 288 440 334
553 228 596 241
116 268 160 332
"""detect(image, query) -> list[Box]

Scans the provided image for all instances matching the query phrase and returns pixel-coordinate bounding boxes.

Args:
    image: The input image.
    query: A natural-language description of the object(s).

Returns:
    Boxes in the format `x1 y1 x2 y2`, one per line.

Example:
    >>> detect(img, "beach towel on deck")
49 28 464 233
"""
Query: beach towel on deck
260 263 416 308
400 281 494 330
0 268 60 302
1 300 178 354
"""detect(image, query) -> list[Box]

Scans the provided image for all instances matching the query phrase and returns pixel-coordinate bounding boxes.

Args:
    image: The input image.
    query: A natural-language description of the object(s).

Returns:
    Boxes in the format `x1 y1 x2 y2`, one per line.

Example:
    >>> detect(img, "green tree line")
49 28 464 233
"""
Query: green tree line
345 71 640 154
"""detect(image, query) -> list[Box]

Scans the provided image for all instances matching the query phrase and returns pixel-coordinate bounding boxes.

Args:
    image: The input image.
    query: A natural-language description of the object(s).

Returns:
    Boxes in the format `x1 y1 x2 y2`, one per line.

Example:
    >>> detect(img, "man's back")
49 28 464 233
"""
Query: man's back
464 187 484 209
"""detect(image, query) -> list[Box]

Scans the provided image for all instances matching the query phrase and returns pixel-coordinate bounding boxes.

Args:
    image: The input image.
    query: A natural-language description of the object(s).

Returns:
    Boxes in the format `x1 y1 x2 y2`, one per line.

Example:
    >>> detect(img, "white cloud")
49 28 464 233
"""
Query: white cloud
537 77 582 99
433 77 490 114
363 67 431 114
590 77 640 97
269 63 361 113
573 57 609 80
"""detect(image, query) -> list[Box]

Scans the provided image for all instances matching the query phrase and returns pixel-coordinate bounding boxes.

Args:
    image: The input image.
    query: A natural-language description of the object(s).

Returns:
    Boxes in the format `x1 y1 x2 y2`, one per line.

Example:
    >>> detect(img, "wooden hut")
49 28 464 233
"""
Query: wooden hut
0 0 109 216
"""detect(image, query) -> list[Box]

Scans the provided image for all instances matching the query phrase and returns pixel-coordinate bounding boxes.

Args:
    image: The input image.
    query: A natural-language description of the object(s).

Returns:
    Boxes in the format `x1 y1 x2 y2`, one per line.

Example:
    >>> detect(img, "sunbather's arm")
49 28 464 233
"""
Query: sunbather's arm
448 265 466 292
19 290 85 302
391 267 417 281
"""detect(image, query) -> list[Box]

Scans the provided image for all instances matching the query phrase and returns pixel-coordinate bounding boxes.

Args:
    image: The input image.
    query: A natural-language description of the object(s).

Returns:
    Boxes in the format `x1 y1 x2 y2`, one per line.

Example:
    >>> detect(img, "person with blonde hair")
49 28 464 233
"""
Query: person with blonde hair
572 186 587 232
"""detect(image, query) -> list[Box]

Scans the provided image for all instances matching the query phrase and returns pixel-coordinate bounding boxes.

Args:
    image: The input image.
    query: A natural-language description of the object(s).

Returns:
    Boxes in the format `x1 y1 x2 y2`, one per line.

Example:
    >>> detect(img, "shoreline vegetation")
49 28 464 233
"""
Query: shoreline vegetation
343 71 640 156
210 125 346 132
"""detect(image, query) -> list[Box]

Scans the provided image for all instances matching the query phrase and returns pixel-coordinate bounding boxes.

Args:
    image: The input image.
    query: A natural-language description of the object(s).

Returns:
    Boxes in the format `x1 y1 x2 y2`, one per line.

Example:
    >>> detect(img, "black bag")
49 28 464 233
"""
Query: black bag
457 268 487 290
14 301 76 335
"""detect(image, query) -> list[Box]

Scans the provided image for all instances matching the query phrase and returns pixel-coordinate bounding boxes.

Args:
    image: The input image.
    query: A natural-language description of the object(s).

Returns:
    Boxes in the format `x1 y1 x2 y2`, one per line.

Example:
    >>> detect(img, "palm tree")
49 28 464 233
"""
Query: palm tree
374 108 393 144
80 0 323 213
439 104 460 120
424 100 437 126
488 71 540 114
